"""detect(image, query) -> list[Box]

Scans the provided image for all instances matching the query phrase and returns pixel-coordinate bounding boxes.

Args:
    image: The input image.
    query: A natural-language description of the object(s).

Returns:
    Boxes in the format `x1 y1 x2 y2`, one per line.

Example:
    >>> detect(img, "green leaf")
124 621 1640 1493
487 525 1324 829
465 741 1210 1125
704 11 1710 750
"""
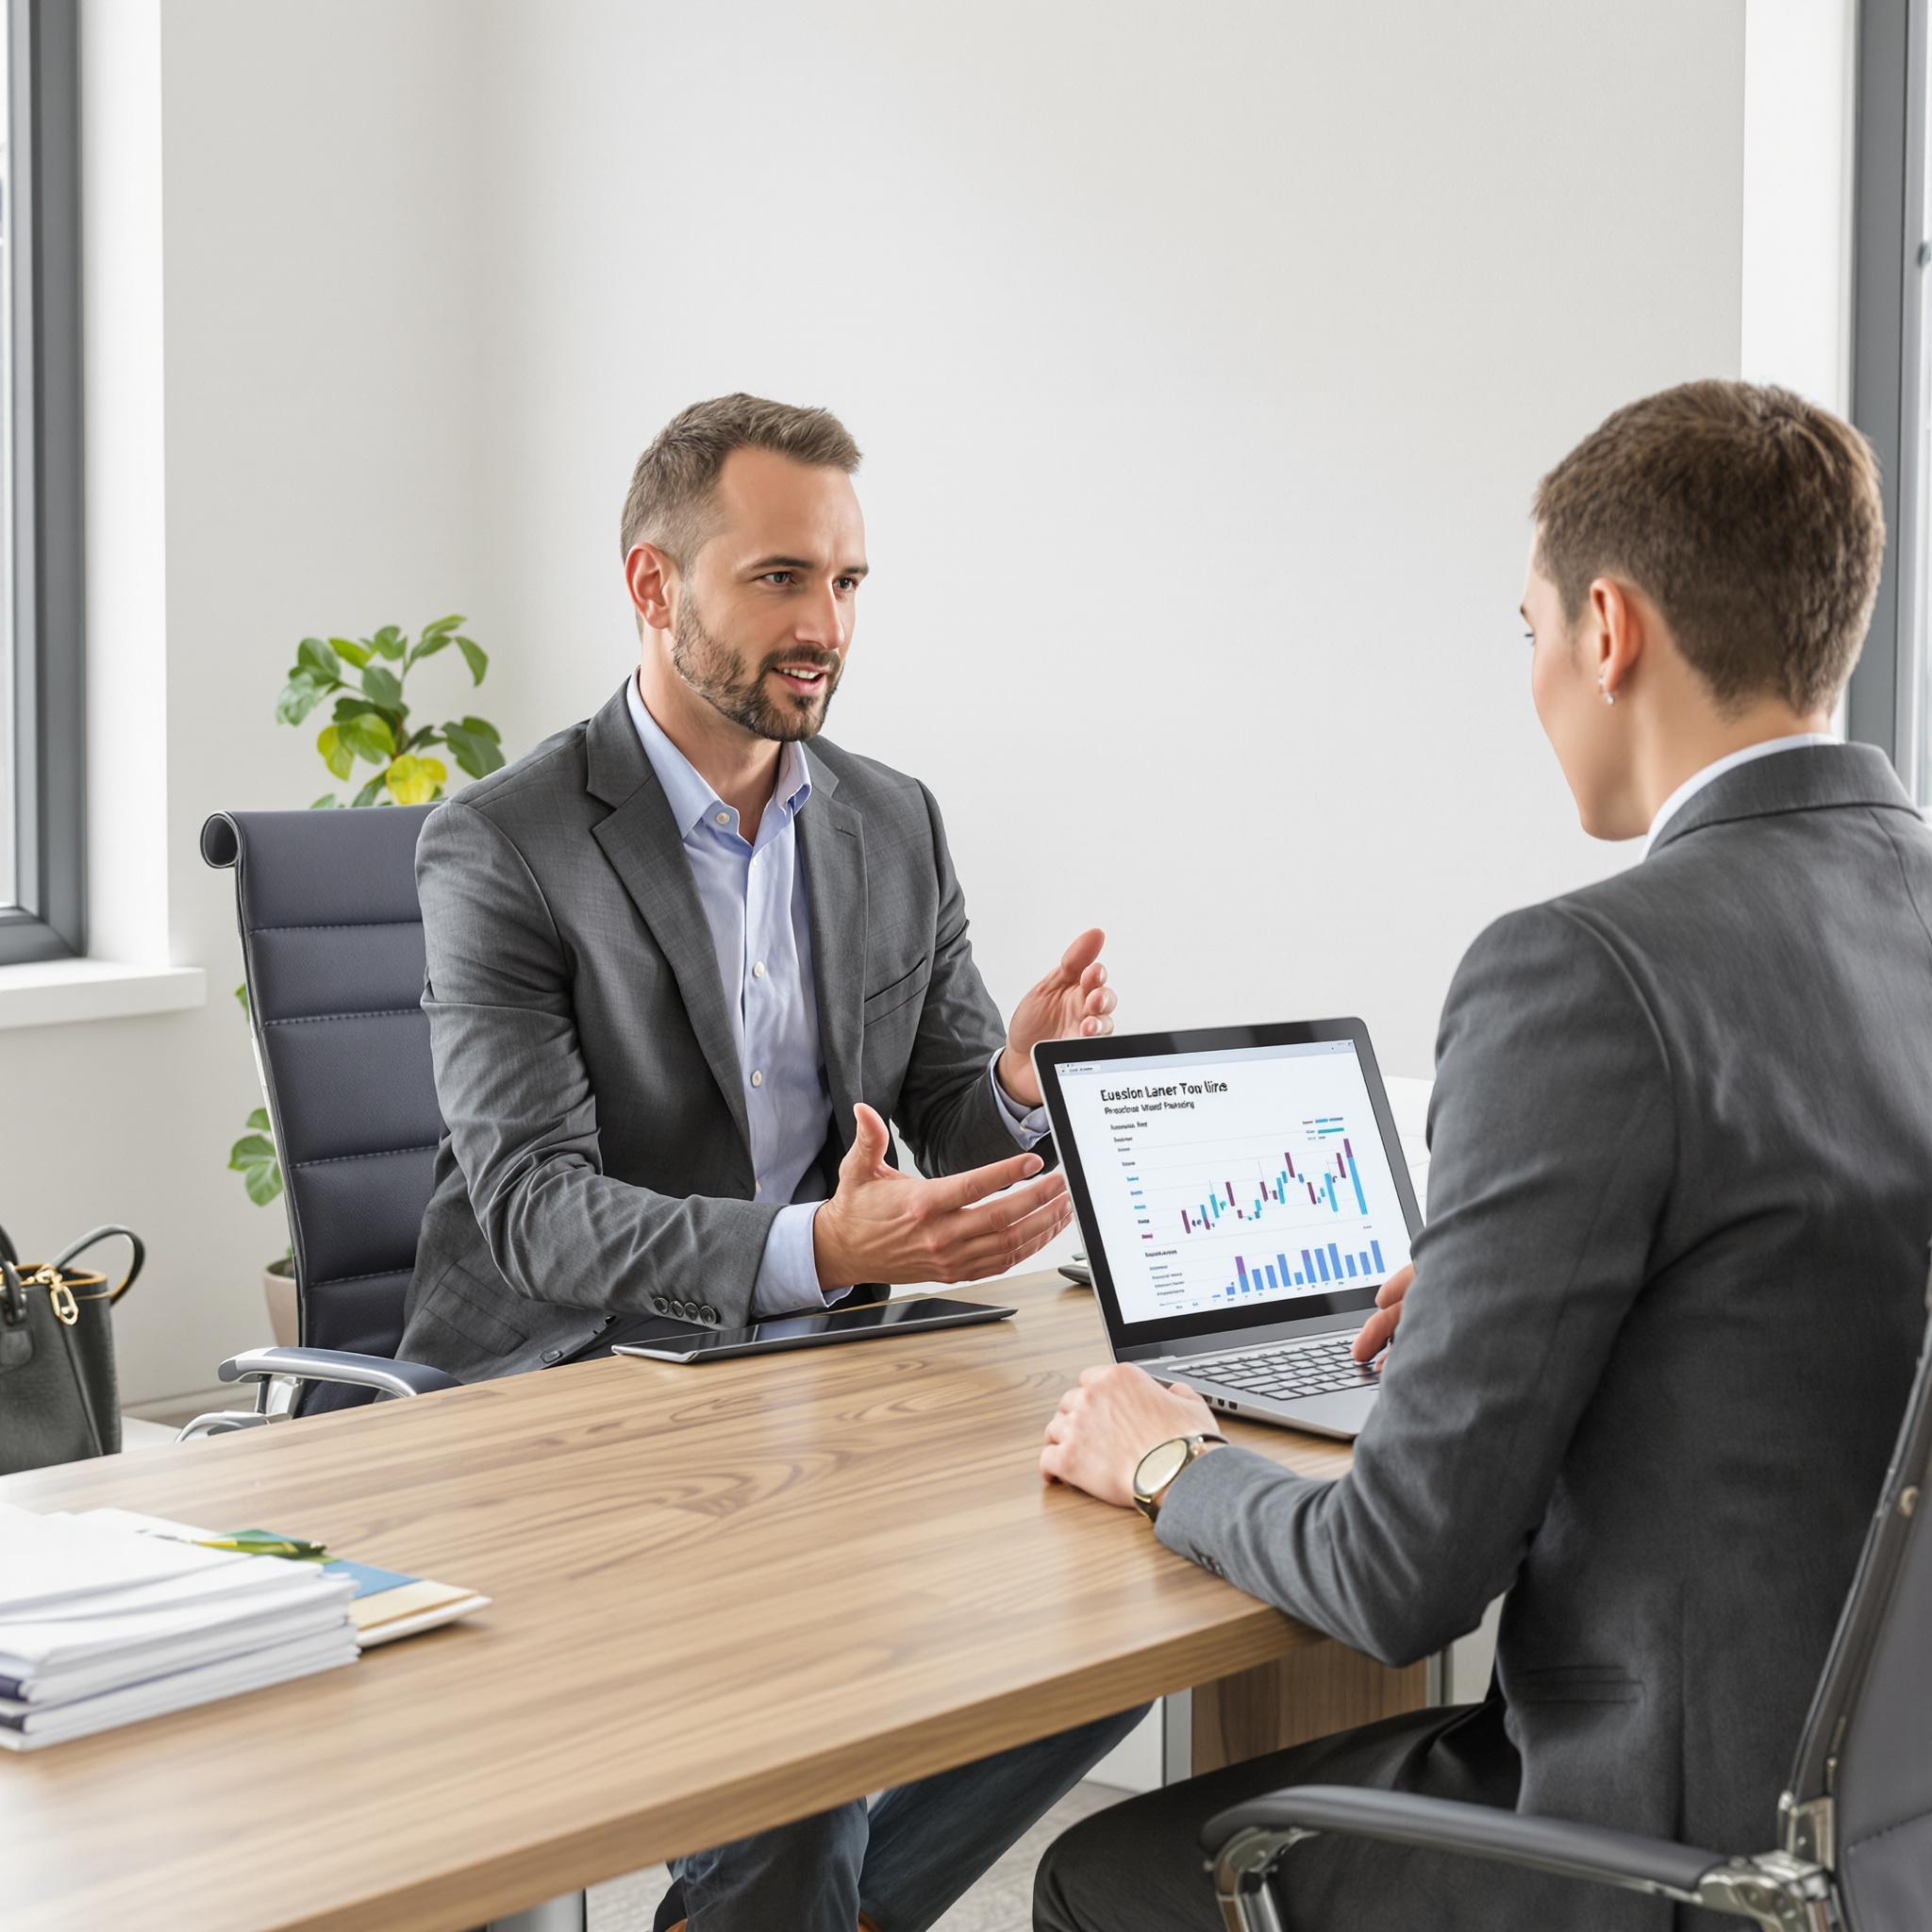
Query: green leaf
444 724 506 781
334 698 408 746
350 773 388 808
406 725 444 751
228 1124 282 1205
338 709 394 763
275 674 329 726
423 613 464 634
195 1530 328 1561
457 637 489 686
385 754 447 805
316 724 355 781
328 635 373 668
309 792 339 809
371 625 406 661
459 715 502 743
246 1108 272 1132
360 664 405 711
234 982 250 1017
296 638 342 685
407 635 451 669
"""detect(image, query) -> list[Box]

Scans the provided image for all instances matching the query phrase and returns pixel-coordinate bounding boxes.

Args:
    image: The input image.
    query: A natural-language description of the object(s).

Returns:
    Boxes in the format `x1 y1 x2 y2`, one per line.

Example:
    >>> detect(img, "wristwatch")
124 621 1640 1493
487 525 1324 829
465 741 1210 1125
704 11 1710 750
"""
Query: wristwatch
1132 1432 1226 1524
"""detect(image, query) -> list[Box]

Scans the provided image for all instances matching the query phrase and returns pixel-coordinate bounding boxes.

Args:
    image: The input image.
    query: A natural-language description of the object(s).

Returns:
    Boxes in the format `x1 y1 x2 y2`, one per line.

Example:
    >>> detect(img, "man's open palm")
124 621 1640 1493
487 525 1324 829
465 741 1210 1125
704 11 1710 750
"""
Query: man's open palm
999 928 1117 1107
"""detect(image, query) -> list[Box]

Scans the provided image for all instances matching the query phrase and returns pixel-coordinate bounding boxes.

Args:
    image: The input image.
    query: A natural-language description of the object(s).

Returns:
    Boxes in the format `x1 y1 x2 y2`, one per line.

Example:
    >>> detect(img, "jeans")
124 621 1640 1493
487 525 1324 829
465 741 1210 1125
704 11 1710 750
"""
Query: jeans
658 1704 1148 1932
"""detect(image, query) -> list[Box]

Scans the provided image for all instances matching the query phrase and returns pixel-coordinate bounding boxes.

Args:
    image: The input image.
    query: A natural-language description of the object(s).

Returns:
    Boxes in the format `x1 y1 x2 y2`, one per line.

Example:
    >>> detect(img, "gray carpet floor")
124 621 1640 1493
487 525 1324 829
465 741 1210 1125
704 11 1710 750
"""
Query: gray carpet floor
585 1780 1130 1932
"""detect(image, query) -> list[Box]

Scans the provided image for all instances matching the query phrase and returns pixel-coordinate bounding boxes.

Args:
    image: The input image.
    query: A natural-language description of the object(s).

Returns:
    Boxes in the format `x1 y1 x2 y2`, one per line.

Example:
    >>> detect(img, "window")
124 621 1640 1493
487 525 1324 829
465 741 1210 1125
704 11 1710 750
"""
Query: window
0 0 82 964
1848 0 1932 799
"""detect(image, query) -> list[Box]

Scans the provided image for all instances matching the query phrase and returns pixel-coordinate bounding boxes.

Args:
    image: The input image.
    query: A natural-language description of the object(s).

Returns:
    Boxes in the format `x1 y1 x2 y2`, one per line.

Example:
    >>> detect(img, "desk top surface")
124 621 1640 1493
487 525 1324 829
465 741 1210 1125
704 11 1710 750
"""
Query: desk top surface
0 1273 1352 1932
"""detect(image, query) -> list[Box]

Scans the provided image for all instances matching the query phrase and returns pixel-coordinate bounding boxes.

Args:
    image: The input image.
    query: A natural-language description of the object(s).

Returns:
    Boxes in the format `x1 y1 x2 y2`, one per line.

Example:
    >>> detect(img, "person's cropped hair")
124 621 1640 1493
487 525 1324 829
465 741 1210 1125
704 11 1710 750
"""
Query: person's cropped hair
620 391 862 566
1533 379 1885 714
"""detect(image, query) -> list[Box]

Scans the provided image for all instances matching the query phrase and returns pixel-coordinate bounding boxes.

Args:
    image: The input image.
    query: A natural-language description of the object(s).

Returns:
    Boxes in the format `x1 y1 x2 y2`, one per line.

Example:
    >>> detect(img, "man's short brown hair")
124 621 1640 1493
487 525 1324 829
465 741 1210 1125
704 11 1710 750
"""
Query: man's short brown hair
620 392 861 567
1532 380 1885 714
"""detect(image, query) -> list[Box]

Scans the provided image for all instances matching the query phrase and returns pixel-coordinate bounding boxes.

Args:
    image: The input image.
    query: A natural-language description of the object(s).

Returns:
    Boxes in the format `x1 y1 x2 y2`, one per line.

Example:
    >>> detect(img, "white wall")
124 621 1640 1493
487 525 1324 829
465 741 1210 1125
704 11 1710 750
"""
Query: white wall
1741 0 1857 409
470 0 1745 1065
4 0 1748 1406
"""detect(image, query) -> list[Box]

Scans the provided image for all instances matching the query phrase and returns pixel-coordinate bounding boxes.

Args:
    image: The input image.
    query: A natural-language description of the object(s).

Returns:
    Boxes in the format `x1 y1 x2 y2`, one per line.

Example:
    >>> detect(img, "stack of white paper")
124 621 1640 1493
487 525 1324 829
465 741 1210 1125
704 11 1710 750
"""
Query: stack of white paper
0 1504 358 1750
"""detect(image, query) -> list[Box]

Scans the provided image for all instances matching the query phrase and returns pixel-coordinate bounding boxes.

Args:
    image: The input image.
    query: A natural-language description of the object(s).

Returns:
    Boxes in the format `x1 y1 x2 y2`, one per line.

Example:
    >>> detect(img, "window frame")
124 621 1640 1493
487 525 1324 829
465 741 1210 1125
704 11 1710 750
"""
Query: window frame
0 0 83 965
1847 0 1931 792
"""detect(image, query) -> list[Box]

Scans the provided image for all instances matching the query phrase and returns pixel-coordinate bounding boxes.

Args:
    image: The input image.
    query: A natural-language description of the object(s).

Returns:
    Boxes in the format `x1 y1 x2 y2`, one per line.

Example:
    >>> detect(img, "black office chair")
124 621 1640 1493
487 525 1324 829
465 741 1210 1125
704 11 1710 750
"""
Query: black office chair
192 807 591 1932
183 806 461 1434
1202 1276 1932 1932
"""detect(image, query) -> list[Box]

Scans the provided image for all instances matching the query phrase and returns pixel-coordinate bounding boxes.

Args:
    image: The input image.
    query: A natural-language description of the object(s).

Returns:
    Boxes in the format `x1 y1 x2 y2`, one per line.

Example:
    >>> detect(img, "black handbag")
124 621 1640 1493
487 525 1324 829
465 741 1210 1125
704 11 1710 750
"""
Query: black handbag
0 1220 145 1476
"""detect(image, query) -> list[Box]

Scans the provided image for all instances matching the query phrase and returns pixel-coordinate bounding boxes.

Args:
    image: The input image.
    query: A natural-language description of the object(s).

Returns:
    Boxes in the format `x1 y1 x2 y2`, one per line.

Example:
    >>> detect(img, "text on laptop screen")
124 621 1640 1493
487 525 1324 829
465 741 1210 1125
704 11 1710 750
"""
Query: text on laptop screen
1053 1040 1413 1324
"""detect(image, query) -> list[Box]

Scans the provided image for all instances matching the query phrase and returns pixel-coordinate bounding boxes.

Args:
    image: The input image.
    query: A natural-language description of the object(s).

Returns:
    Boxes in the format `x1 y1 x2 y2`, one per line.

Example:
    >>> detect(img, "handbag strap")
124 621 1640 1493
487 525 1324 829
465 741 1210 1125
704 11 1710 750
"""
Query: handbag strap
44 1225 144 1303
0 1221 16 1267
53 1297 109 1457
1 1255 23 1327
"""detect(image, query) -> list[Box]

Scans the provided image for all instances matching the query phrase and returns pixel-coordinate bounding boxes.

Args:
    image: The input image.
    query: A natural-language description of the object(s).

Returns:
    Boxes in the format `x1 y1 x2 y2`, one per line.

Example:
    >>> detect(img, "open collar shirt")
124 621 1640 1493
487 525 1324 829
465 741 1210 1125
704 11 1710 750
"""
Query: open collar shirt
627 675 1045 1313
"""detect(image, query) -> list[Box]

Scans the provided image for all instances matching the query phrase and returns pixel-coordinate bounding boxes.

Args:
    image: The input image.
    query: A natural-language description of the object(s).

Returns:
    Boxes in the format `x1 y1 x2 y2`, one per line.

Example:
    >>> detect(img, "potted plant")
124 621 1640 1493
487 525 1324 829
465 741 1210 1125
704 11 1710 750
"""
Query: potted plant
228 615 506 1344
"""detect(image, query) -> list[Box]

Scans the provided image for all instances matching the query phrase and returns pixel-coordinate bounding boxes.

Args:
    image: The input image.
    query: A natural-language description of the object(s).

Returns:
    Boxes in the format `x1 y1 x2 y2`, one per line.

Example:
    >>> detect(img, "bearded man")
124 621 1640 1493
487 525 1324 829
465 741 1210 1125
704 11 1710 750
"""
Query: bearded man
397 393 1141 1931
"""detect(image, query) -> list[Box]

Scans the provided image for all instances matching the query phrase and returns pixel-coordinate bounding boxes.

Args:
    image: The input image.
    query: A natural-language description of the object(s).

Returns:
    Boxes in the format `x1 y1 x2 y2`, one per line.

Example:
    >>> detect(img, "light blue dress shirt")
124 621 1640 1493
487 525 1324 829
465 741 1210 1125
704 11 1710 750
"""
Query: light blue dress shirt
626 676 1048 1314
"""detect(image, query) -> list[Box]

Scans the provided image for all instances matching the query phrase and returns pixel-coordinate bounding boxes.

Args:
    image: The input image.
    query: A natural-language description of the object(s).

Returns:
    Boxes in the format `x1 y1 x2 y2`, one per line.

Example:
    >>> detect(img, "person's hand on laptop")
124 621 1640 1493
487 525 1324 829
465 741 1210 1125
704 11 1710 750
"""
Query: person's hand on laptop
1350 1261 1414 1363
995 927 1118 1108
1039 1362 1221 1507
813 1103 1074 1289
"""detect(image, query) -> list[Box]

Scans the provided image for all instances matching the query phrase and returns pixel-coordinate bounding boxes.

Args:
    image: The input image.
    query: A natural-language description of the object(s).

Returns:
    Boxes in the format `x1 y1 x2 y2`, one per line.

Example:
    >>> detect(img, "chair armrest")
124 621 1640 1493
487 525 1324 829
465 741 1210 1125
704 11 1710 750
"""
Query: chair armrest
218 1347 462 1400
1202 1786 1727 1926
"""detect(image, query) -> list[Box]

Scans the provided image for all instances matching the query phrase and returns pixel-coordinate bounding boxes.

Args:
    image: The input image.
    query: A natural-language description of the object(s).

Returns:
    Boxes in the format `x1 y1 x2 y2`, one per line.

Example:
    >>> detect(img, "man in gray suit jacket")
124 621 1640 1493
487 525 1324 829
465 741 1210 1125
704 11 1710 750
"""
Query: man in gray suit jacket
1034 382 1928 1929
399 394 1141 1932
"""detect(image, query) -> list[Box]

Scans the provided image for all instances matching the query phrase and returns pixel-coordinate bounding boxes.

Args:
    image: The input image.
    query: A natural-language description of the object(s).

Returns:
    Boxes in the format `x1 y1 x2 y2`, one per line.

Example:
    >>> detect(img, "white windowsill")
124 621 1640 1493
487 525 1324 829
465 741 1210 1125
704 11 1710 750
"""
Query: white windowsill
0 958 208 1029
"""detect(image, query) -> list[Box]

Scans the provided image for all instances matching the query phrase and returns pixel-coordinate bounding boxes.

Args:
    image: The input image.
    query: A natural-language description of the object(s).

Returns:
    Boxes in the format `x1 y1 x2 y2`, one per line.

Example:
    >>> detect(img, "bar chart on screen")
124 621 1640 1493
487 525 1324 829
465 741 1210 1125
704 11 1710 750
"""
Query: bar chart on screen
1053 1041 1414 1324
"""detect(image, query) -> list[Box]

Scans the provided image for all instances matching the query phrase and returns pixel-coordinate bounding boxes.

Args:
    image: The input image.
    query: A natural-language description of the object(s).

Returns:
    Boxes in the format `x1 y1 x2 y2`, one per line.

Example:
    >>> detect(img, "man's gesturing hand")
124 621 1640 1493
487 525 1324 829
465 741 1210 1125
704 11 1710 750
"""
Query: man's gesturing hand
813 1104 1074 1291
1040 1362 1220 1507
1351 1261 1414 1363
997 928 1118 1108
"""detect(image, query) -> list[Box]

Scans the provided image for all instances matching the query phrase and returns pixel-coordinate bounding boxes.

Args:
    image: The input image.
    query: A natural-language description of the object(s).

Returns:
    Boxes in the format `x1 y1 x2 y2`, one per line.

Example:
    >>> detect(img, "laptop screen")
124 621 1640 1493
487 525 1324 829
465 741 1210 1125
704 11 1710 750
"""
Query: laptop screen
1038 1023 1421 1352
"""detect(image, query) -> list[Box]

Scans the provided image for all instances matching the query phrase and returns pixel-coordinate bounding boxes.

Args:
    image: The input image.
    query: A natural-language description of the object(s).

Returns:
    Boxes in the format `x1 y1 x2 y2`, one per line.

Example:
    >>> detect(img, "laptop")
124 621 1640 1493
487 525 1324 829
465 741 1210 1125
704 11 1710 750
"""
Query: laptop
1033 1020 1423 1439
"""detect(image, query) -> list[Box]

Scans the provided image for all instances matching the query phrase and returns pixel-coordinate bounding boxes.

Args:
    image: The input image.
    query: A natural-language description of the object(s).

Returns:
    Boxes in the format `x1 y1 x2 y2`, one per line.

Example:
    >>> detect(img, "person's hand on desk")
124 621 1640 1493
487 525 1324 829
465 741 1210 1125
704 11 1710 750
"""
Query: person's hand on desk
813 1103 1074 1289
1039 1363 1220 1507
1350 1261 1414 1364
995 926 1118 1108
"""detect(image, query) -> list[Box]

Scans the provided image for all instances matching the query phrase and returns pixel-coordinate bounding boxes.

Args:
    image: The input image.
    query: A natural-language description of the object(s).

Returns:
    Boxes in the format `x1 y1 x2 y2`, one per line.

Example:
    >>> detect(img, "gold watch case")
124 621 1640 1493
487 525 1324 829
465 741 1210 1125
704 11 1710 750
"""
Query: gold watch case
1133 1432 1224 1522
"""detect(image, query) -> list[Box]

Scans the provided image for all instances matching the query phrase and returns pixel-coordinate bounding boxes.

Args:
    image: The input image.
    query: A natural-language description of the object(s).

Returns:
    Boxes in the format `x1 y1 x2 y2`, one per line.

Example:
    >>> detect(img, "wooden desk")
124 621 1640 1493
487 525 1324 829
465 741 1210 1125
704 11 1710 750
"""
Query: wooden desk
0 1274 1424 1931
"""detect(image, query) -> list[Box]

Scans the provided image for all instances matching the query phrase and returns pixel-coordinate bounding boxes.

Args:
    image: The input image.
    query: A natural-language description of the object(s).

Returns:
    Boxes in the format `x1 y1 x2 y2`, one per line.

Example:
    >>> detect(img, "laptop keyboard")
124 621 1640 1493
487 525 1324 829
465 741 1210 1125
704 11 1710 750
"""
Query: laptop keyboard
1176 1335 1379 1400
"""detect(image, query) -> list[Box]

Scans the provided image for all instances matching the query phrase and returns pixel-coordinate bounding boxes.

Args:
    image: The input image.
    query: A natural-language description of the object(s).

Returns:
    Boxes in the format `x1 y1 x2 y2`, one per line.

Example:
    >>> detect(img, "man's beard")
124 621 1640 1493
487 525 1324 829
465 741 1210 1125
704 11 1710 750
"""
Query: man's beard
671 593 841 742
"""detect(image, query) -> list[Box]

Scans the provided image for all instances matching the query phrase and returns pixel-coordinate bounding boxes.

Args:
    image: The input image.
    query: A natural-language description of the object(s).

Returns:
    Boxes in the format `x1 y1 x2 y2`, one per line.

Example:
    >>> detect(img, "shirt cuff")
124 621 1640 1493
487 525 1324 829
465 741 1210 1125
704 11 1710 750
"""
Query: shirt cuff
751 1202 854 1317
989 1051 1051 1146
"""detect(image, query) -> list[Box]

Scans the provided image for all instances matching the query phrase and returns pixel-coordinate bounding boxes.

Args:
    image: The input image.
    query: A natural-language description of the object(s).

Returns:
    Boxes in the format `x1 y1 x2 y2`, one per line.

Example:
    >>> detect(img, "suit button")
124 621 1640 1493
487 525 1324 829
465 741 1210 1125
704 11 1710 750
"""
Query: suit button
541 1349 562 1364
651 1295 668 1312
700 1305 718 1324
677 1300 693 1318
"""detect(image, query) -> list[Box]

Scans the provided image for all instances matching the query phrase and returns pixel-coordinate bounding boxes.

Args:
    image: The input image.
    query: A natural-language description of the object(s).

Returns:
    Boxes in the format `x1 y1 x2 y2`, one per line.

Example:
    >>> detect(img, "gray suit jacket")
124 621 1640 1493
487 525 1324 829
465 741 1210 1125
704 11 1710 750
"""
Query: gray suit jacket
396 682 1031 1380
1158 743 1932 1926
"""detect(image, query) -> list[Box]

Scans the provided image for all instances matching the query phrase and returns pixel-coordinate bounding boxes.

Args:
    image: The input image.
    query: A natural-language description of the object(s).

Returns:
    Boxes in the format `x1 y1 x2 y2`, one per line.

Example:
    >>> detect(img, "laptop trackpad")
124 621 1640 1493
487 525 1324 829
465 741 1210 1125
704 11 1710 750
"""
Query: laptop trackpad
1200 1381 1375 1441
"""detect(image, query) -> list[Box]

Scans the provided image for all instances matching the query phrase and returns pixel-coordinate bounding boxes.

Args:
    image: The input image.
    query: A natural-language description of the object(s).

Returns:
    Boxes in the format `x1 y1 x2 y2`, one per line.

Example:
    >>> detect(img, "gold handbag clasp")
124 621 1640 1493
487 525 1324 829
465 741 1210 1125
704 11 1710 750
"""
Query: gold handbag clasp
37 1269 78 1325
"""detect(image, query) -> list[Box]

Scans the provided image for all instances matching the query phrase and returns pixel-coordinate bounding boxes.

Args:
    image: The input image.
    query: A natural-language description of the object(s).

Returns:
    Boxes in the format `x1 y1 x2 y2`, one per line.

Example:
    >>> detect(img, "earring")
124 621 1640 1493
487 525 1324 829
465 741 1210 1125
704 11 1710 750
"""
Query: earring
1598 677 1615 708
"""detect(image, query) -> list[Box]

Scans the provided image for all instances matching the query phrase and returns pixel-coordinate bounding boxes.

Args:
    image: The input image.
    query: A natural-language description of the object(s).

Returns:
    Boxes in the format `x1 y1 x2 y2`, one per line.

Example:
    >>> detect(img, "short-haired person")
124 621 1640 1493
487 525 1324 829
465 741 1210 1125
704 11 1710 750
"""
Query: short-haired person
394 394 1143 1931
1033 381 1932 1931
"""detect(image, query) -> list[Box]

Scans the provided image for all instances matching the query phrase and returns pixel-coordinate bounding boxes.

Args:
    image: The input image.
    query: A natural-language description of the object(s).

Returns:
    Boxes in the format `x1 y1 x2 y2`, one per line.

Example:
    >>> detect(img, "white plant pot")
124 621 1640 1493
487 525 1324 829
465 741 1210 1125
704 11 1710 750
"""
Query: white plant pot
263 1260 298 1349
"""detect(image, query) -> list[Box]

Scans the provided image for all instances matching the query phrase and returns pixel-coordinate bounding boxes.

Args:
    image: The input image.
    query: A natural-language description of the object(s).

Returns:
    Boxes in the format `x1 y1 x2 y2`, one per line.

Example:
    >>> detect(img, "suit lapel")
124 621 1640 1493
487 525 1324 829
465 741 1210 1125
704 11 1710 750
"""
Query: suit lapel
799 769 867 1158
585 686 750 1147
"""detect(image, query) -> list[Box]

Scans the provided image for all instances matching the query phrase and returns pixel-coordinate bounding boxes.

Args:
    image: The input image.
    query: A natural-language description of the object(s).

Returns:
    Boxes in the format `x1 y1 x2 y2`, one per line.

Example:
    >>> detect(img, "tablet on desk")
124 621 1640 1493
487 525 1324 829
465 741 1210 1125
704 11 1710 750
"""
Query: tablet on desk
611 1296 1015 1363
